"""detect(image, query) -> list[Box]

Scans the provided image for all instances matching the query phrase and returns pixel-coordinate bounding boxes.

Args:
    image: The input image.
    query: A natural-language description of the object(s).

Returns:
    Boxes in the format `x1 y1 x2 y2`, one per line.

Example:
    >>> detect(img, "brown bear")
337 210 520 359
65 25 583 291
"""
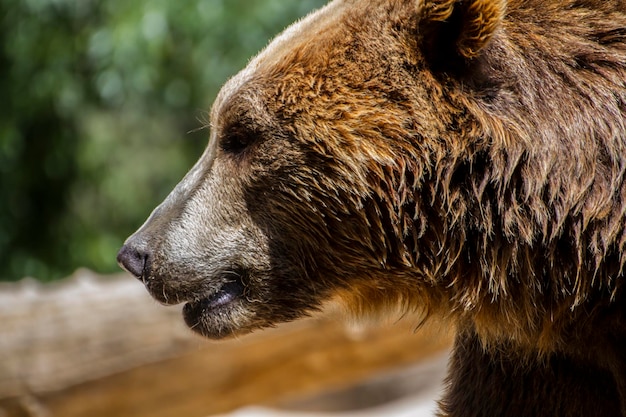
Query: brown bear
117 0 626 415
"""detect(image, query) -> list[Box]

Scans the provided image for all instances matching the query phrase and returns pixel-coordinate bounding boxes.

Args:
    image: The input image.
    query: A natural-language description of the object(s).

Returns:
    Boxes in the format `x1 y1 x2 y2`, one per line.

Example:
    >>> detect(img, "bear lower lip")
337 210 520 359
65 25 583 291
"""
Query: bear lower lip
202 286 237 309
182 279 246 339
184 279 244 312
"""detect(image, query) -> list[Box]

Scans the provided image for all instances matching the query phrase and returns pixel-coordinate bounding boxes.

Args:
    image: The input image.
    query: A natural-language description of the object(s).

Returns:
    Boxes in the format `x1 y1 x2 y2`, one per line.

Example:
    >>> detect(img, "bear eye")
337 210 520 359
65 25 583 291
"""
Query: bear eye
219 125 257 155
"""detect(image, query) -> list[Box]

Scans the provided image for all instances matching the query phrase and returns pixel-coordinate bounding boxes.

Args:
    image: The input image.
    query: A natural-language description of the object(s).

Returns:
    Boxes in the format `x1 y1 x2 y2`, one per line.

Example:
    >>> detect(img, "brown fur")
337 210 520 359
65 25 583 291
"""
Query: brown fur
118 1 626 415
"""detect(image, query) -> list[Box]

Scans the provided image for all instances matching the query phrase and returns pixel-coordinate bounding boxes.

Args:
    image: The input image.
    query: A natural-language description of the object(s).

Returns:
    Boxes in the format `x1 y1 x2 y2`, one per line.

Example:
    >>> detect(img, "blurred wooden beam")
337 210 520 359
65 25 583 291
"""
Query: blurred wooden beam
0 272 451 417
2 318 450 417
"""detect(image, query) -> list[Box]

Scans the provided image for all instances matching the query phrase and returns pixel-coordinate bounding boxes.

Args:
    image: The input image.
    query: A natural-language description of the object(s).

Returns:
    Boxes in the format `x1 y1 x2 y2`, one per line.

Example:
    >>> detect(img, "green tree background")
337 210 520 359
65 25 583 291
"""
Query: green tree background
1 0 327 282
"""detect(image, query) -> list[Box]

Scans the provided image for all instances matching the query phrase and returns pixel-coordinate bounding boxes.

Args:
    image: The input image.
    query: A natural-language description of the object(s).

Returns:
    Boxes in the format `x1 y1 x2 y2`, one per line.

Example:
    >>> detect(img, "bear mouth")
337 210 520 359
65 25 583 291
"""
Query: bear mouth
188 279 244 310
182 278 245 334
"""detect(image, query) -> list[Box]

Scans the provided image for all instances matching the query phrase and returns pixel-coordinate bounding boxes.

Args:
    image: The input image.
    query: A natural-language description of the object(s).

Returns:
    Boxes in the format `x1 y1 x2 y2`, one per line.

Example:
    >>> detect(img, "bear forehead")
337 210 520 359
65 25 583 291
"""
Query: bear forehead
210 0 419 133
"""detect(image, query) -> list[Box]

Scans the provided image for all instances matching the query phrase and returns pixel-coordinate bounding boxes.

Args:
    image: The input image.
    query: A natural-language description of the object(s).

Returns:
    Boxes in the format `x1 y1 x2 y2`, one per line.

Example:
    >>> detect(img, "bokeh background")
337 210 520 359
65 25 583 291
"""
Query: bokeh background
1 0 327 283
1 2 451 416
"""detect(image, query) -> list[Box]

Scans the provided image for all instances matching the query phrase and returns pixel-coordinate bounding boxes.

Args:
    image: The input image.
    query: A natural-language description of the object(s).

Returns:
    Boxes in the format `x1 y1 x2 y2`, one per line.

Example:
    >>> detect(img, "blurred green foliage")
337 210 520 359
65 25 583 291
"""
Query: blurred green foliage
1 0 327 281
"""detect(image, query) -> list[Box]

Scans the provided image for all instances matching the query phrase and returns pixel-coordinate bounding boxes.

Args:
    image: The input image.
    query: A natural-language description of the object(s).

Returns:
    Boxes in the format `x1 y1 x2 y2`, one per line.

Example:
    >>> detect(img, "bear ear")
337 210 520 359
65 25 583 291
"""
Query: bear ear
418 0 506 71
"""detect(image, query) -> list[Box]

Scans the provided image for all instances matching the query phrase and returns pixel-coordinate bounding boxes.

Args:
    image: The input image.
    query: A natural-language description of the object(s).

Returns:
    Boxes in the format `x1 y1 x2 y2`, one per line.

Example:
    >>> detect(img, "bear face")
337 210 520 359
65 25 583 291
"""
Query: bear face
119 0 454 339
118 0 626 354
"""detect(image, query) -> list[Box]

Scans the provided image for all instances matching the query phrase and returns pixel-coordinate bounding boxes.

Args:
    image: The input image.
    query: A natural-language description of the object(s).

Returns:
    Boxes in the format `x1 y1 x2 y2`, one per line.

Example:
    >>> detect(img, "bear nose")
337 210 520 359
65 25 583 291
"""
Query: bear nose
117 243 150 279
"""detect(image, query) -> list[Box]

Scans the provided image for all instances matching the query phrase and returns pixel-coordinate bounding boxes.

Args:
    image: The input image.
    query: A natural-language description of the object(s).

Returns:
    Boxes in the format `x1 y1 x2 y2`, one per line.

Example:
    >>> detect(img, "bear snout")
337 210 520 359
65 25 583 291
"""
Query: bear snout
117 242 151 280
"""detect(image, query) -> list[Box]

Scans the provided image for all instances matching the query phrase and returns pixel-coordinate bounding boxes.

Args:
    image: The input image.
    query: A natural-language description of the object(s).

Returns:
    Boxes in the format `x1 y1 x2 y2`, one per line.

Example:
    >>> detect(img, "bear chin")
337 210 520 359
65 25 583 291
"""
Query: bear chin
183 301 240 340
182 301 254 340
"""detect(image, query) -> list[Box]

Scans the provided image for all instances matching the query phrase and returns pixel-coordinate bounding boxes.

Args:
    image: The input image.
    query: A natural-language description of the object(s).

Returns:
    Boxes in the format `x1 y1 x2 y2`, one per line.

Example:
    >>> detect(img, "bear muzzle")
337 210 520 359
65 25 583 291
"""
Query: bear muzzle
118 237 248 314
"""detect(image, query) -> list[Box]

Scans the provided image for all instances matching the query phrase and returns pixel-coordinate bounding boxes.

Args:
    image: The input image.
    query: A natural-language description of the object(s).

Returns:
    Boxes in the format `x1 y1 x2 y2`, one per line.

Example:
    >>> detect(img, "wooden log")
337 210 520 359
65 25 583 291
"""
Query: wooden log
0 270 451 417
0 270 199 398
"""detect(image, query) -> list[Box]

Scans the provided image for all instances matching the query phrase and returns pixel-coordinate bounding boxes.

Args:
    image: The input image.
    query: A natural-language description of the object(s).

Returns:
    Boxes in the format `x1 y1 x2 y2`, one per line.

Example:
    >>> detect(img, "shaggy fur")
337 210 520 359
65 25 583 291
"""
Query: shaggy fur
118 1 626 416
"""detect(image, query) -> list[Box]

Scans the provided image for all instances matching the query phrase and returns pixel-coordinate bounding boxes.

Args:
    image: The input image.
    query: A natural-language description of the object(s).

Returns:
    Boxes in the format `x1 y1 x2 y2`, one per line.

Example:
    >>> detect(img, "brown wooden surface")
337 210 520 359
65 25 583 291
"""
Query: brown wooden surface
1 317 451 417
0 272 198 397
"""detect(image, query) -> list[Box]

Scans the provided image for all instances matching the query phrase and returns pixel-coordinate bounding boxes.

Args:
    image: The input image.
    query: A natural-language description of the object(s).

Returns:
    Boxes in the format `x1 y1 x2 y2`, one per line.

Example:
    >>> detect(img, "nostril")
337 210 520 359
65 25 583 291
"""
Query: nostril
117 244 150 279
